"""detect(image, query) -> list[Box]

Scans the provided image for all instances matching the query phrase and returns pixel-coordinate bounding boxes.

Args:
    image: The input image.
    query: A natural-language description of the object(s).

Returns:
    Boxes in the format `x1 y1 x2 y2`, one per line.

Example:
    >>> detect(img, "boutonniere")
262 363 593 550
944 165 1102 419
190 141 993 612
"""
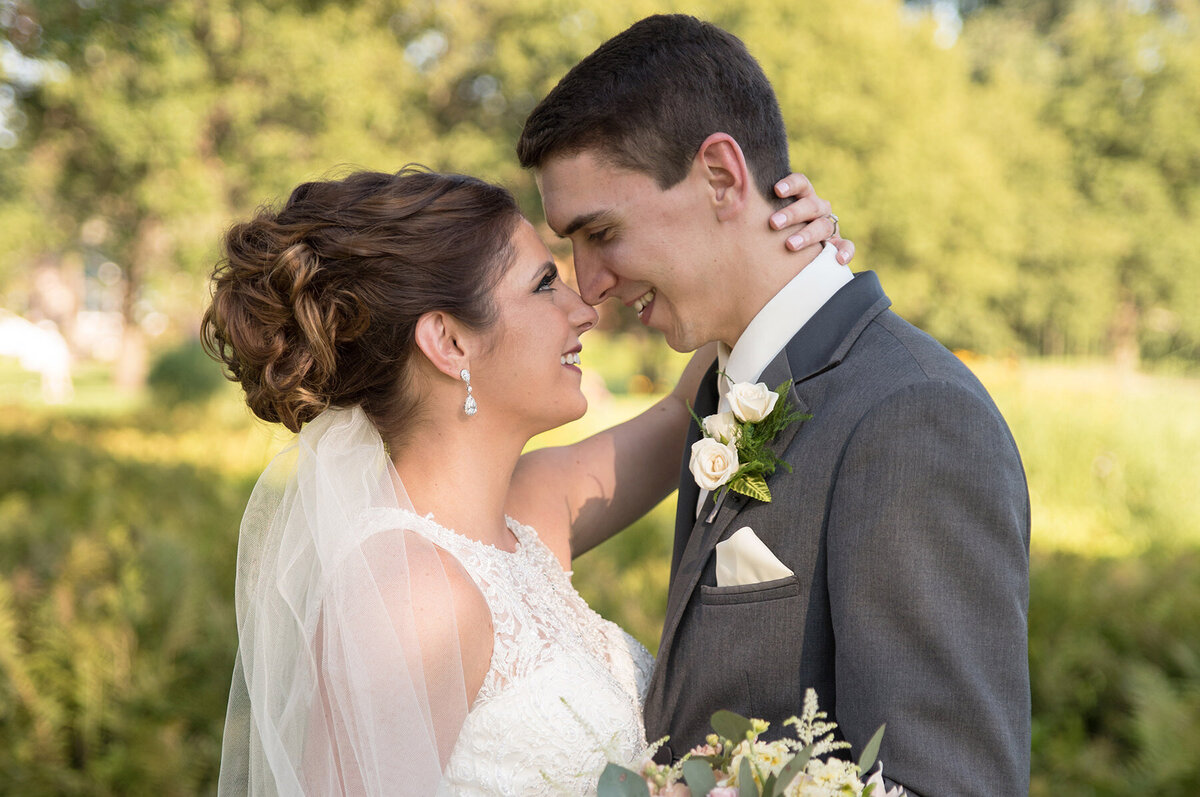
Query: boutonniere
689 378 810 522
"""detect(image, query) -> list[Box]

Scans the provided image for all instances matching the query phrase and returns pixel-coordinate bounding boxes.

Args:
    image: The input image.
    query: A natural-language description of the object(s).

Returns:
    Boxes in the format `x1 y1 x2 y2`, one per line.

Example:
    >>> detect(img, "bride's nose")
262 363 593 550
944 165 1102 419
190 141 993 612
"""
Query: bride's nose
568 290 598 334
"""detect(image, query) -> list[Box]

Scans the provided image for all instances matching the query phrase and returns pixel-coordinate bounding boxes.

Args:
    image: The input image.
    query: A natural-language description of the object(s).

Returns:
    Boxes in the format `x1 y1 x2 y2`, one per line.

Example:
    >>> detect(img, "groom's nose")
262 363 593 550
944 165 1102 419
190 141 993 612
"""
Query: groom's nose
572 252 615 307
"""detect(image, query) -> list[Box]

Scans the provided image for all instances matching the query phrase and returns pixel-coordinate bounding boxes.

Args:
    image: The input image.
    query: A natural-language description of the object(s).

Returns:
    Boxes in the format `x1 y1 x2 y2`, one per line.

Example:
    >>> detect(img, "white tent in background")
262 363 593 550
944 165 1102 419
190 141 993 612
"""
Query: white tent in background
0 309 74 403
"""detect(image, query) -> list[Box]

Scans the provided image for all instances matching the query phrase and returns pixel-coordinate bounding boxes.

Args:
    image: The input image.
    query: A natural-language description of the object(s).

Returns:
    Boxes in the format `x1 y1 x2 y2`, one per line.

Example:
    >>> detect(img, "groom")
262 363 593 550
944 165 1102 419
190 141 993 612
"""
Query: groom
518 14 1030 796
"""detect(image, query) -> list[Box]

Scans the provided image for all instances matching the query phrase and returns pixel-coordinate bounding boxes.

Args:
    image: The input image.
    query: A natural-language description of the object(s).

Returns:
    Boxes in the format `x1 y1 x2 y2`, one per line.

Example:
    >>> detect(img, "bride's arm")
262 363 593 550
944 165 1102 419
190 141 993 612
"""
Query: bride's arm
508 343 716 566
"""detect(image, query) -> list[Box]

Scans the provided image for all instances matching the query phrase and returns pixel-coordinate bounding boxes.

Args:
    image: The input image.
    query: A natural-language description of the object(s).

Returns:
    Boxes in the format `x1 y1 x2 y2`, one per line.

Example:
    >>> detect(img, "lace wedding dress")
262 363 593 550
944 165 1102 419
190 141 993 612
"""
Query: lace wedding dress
360 507 655 795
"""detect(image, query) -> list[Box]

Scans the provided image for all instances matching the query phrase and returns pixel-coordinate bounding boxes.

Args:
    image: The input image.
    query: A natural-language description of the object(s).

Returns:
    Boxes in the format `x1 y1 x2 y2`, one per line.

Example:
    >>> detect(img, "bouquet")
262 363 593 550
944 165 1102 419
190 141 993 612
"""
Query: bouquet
599 690 904 797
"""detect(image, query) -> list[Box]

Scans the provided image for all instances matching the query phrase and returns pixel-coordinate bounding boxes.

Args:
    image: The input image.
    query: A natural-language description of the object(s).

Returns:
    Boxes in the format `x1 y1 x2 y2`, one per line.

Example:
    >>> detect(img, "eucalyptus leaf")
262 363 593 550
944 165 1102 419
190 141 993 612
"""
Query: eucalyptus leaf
598 763 651 797
857 724 886 774
711 710 754 743
774 744 813 793
738 757 758 797
681 759 717 795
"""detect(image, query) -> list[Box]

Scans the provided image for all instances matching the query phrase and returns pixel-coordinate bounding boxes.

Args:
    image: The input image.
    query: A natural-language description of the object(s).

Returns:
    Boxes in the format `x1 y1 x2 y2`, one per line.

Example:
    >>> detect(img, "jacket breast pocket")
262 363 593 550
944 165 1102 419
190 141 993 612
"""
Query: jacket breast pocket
699 573 800 606
693 573 806 720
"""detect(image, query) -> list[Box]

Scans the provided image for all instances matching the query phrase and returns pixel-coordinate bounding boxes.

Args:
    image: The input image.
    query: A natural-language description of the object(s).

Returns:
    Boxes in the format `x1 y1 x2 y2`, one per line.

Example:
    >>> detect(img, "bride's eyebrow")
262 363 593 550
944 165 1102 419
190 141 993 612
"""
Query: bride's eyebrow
530 260 557 285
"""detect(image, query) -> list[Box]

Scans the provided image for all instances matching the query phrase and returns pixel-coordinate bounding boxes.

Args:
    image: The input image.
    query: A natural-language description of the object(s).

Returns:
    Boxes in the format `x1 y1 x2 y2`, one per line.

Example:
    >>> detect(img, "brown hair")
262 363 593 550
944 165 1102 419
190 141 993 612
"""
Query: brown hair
517 14 790 207
201 167 522 439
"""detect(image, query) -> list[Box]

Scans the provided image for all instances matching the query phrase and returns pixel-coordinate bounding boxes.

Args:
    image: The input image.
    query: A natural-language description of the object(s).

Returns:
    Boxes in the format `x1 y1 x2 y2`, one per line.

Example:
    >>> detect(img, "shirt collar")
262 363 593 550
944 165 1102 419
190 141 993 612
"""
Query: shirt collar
717 243 852 390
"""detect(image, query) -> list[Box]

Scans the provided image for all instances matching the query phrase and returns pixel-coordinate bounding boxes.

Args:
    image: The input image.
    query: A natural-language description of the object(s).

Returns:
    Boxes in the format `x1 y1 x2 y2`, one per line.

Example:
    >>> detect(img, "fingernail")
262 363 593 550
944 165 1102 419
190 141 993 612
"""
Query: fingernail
770 212 786 229
838 252 849 264
775 180 789 194
788 235 804 250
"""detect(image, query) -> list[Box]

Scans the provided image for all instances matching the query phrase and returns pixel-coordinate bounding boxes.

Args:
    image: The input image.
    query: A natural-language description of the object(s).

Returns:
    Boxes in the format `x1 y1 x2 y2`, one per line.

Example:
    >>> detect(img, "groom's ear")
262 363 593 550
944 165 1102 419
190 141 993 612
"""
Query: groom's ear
695 133 752 222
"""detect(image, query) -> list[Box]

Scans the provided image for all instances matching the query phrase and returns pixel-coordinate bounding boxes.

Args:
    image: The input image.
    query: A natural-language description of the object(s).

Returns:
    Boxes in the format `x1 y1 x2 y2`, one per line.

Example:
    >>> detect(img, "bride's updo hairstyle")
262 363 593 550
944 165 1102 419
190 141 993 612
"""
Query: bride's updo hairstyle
202 167 521 439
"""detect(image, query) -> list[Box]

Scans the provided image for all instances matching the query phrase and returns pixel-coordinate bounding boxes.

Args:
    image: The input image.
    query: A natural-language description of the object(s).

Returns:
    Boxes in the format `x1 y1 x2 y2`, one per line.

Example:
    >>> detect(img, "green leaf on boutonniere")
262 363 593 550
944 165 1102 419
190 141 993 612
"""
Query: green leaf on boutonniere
686 399 707 434
681 759 717 795
597 763 650 797
729 474 771 502
711 710 754 744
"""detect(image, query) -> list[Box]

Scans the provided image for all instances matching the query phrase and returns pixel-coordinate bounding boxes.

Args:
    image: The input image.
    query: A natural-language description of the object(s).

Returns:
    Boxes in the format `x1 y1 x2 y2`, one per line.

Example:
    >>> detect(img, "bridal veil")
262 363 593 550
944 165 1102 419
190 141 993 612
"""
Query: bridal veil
218 406 475 795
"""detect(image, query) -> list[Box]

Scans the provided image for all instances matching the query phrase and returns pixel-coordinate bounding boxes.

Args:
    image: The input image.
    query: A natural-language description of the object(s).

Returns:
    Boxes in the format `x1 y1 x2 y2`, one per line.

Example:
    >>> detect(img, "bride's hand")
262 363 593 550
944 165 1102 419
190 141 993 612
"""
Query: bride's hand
769 173 855 265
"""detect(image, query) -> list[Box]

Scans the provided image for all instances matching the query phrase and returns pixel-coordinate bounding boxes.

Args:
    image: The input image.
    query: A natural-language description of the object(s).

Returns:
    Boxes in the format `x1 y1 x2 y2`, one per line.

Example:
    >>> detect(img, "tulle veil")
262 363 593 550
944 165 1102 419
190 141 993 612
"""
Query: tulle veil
218 405 474 795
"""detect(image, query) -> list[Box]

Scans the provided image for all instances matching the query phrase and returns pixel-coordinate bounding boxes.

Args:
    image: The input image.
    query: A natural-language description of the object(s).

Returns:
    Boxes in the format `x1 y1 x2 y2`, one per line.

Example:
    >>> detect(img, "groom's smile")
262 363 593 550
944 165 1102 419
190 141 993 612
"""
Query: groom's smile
631 288 656 320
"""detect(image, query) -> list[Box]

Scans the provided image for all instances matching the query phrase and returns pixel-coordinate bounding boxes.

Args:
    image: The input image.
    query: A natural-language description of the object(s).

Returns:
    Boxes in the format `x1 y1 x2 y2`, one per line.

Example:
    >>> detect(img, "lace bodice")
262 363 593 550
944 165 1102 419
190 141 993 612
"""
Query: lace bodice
367 509 653 795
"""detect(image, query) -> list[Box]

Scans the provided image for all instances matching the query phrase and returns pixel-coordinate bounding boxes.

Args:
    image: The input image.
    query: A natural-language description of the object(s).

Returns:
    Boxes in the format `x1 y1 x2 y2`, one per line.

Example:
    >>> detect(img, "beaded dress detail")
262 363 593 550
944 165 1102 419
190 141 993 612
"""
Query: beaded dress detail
361 508 653 795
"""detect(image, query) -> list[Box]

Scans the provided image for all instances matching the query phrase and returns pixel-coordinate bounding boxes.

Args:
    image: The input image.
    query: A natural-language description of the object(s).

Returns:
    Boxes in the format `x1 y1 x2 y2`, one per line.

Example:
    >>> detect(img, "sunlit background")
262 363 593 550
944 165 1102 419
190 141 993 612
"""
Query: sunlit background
1 0 1198 793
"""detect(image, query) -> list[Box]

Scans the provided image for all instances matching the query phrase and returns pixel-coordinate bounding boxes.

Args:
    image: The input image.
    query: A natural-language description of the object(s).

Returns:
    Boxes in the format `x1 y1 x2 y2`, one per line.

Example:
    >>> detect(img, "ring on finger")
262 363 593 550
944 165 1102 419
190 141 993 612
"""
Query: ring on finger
828 213 840 238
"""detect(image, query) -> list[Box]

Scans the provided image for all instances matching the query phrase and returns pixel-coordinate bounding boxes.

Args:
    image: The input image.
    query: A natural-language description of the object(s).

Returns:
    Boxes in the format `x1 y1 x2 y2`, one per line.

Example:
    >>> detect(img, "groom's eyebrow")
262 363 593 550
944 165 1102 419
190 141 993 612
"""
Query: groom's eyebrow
559 210 616 238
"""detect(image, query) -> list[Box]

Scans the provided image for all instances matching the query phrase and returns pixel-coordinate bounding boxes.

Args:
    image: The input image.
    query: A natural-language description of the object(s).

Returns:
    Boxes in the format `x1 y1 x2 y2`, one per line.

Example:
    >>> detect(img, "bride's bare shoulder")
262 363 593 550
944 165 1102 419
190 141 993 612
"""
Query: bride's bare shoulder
365 526 494 700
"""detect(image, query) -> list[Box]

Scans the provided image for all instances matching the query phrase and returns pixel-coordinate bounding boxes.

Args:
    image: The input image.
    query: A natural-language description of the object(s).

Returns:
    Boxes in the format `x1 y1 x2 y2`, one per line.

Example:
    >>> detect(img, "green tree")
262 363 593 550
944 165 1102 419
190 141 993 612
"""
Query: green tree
961 0 1200 365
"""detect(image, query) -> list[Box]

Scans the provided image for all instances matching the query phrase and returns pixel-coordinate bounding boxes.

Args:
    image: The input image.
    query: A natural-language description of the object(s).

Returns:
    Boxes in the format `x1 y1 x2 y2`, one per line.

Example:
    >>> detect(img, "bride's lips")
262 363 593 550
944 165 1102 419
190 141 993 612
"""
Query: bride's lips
559 346 582 372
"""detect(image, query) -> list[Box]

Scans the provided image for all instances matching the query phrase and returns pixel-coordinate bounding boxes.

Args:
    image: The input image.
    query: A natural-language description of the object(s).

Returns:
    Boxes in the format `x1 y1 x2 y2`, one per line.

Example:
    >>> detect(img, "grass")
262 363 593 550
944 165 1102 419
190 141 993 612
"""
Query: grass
969 357 1200 555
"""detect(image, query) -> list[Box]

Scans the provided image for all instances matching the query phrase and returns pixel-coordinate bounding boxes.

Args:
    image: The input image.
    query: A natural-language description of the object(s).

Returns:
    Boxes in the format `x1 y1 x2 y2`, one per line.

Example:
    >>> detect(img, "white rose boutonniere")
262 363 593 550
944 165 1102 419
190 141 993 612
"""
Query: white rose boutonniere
702 410 741 445
688 378 810 511
725 382 780 423
689 438 741 491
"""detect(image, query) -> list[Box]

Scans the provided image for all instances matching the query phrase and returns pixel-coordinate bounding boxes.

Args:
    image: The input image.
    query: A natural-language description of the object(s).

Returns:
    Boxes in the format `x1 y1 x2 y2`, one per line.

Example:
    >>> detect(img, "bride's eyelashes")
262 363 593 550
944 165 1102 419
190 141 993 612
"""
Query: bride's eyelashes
535 264 559 292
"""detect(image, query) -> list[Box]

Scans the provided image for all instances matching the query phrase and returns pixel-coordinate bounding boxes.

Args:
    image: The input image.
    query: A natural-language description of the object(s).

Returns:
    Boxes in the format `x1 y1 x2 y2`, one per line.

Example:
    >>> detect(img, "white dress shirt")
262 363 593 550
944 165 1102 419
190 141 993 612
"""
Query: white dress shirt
698 243 853 515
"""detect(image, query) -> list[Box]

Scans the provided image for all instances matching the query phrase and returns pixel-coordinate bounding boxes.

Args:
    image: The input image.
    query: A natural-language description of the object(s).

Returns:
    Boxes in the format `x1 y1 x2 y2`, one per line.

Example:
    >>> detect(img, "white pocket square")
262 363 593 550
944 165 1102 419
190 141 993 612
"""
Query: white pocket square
715 526 793 587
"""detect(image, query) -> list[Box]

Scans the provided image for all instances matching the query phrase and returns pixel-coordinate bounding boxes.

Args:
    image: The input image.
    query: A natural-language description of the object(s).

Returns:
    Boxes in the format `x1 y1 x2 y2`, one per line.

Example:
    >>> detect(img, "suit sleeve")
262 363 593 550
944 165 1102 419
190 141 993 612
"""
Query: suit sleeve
826 379 1030 796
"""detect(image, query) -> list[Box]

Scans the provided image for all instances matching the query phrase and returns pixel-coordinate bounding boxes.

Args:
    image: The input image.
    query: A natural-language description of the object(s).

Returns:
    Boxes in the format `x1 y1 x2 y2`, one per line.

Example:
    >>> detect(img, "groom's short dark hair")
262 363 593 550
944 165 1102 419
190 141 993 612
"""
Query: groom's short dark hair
517 14 791 207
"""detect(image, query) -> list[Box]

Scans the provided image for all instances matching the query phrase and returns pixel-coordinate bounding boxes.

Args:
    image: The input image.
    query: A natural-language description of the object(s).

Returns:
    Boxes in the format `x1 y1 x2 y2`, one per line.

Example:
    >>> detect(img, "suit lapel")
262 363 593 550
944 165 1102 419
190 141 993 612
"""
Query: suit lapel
669 360 720 583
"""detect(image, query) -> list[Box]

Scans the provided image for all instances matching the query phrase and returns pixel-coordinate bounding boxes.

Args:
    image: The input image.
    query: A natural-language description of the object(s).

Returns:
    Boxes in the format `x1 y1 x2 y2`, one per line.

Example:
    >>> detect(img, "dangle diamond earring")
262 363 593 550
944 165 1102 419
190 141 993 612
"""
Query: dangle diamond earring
460 368 477 416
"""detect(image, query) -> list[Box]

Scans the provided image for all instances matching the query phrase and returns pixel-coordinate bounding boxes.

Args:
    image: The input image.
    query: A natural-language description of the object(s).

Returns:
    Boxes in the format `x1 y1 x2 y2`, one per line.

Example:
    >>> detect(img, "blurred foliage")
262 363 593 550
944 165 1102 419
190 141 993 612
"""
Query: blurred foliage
0 419 245 794
0 357 1198 791
146 337 225 407
1 0 1198 369
1028 551 1200 795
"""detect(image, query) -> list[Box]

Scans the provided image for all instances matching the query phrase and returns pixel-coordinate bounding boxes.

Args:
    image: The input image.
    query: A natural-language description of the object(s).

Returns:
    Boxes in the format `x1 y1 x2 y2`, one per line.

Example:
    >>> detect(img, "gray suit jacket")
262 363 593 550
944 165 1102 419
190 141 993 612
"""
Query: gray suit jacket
642 272 1031 796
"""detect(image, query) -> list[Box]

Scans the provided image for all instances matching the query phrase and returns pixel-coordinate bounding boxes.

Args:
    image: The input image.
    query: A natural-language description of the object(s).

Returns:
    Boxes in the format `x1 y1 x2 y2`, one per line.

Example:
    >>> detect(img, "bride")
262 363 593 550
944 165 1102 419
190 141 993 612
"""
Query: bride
204 166 845 794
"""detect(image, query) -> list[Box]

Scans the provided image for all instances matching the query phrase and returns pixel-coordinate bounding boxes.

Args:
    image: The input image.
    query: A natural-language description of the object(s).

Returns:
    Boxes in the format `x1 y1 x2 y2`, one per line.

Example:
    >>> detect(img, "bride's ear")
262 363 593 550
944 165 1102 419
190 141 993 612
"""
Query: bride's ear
414 311 474 378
